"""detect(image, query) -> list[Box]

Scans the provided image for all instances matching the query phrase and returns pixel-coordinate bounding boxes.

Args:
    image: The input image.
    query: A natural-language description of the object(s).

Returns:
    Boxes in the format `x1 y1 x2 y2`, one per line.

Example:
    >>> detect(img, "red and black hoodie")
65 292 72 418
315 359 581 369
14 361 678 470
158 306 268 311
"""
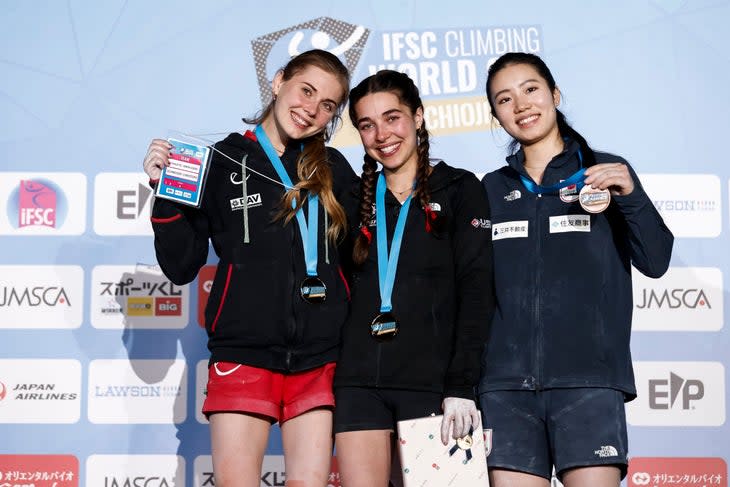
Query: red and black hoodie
150 131 359 373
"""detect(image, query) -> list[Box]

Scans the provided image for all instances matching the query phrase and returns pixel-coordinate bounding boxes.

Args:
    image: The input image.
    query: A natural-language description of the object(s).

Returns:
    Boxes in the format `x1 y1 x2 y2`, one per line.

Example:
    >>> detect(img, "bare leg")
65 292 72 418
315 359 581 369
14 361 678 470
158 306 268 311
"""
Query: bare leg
336 429 392 487
562 465 621 487
489 468 551 487
281 408 334 487
209 412 271 487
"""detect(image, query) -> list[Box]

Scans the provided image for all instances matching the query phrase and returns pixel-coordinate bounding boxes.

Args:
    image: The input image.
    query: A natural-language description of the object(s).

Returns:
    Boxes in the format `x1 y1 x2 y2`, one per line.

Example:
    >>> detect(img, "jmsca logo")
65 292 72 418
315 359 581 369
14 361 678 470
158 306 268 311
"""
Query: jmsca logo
104 477 173 486
251 17 370 106
636 288 711 309
6 179 68 229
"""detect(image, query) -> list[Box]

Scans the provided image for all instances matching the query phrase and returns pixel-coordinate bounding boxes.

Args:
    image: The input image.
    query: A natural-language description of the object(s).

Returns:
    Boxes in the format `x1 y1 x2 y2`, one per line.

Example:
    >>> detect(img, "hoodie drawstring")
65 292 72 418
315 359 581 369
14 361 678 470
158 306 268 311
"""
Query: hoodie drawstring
241 154 250 244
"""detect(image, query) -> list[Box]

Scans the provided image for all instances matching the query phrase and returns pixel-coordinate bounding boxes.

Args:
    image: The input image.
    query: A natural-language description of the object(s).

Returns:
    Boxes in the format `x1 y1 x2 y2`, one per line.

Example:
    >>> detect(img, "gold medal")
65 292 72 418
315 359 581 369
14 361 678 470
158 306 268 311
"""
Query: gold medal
579 185 611 213
456 434 473 450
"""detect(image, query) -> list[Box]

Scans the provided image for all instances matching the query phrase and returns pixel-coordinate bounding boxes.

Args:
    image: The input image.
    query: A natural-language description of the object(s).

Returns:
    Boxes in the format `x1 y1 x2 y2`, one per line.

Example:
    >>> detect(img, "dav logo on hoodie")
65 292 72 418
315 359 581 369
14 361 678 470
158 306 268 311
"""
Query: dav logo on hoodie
230 193 263 210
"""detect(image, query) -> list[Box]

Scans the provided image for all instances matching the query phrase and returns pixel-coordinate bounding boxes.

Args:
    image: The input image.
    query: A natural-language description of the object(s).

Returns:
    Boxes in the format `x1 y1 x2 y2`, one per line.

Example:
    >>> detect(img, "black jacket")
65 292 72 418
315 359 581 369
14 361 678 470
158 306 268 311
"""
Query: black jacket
480 139 673 399
151 131 359 372
334 161 495 399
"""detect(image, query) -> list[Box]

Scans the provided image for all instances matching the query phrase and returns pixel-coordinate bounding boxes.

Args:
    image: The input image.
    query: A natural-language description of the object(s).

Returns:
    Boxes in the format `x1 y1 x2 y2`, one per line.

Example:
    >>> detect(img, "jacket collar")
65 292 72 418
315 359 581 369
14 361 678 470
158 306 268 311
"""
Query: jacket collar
506 138 582 180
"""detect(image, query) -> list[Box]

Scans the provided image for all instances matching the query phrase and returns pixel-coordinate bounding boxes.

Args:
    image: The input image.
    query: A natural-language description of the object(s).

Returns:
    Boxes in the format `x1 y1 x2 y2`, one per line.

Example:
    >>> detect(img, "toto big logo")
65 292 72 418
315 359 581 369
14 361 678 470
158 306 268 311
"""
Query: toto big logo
250 17 370 106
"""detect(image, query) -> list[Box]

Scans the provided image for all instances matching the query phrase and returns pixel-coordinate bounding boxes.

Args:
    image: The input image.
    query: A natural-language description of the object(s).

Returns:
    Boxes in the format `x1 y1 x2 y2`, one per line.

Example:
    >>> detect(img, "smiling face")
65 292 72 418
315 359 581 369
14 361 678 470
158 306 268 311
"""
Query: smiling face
352 90 423 175
263 64 346 148
488 62 561 148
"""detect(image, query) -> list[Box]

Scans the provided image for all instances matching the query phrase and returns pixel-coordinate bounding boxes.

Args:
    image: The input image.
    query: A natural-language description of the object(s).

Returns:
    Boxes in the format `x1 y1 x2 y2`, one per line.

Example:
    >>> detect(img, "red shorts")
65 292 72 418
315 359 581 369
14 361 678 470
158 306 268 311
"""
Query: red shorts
202 361 336 423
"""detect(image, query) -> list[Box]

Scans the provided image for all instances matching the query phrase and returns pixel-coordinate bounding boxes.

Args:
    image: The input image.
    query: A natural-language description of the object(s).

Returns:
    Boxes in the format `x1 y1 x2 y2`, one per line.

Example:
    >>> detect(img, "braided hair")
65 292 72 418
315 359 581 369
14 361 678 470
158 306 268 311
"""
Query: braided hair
349 70 436 266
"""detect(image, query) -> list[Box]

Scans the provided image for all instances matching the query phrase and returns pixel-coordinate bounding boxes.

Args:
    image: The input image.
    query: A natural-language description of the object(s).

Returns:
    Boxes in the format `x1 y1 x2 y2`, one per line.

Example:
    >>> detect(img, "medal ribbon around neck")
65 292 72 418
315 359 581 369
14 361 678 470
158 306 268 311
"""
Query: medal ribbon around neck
519 148 585 195
376 173 413 313
255 125 319 278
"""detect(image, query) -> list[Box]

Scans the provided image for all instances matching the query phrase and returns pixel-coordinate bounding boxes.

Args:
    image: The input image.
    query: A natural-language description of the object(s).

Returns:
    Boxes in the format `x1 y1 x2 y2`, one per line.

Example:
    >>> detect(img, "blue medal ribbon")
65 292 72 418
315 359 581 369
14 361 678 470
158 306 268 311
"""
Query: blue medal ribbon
255 125 319 277
519 148 585 195
376 173 413 313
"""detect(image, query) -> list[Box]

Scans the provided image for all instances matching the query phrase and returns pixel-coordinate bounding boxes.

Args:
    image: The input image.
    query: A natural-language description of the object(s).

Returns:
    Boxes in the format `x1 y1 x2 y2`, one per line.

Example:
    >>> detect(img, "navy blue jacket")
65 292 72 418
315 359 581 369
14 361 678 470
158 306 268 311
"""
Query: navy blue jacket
151 131 359 373
335 162 495 399
480 140 673 400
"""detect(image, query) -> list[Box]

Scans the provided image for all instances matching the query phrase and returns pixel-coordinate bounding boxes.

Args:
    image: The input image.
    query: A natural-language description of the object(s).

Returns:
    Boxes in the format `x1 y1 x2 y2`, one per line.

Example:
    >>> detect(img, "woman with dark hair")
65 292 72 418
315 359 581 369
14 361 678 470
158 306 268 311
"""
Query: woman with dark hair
333 69 495 487
142 49 358 487
480 52 673 487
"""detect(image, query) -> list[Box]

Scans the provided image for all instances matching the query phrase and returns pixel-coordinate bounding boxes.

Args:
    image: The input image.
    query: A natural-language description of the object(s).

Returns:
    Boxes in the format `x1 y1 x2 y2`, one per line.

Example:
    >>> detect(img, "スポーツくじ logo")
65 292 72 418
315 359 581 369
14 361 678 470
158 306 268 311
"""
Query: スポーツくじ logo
251 17 370 106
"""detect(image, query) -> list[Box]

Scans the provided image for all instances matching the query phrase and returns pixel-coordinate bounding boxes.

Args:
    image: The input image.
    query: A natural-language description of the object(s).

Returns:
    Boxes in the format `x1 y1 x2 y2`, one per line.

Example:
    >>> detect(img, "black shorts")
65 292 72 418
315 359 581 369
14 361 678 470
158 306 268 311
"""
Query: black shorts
479 388 628 481
334 386 442 433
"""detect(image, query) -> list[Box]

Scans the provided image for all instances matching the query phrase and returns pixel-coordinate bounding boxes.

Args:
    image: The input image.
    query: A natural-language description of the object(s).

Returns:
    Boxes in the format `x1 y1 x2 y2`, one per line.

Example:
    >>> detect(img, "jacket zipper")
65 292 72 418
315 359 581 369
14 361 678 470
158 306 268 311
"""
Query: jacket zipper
286 212 297 371
534 193 543 390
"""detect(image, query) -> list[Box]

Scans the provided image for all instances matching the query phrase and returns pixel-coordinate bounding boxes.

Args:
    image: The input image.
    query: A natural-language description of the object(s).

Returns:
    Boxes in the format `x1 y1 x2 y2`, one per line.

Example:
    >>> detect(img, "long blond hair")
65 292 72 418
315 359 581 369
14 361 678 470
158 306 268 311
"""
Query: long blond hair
244 49 351 242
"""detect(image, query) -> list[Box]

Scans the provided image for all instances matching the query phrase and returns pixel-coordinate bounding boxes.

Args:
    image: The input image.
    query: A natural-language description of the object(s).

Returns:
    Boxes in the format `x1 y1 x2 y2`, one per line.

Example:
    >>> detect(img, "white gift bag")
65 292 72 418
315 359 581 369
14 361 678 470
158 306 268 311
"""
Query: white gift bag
396 414 491 486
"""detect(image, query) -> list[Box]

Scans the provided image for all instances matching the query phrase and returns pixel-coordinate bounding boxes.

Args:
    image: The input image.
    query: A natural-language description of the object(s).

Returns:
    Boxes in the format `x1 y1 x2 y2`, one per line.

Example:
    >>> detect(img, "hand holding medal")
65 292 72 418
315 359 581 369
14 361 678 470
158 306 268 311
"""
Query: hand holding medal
580 162 635 214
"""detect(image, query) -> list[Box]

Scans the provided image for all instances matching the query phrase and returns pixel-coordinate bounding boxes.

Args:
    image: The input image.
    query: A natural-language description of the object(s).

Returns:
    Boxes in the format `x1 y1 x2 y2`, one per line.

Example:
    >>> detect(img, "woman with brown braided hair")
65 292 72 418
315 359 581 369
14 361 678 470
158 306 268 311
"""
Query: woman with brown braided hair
332 70 495 487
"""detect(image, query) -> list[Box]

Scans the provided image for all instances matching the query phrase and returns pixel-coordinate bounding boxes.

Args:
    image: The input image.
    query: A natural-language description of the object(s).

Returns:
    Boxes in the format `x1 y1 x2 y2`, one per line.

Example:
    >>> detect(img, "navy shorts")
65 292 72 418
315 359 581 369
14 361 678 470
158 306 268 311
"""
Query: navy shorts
479 388 628 481
334 386 442 433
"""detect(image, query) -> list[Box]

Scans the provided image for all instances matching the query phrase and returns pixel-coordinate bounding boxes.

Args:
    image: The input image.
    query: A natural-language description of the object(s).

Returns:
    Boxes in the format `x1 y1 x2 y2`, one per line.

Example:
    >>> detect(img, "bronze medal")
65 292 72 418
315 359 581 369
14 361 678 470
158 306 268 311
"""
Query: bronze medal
300 276 326 303
370 312 398 340
579 185 611 213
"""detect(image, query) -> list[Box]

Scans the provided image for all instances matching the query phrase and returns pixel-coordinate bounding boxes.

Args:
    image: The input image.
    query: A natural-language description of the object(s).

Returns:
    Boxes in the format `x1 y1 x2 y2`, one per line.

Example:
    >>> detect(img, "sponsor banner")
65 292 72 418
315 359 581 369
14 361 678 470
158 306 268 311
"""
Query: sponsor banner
0 172 86 236
0 454 79 487
193 455 215 487
87 359 187 424
0 359 81 424
641 174 721 238
193 455 341 487
251 18 542 147
628 457 727 487
197 265 216 328
195 360 208 424
627 362 726 426
0 265 83 329
90 264 188 329
93 172 154 236
86 454 184 487
633 266 723 331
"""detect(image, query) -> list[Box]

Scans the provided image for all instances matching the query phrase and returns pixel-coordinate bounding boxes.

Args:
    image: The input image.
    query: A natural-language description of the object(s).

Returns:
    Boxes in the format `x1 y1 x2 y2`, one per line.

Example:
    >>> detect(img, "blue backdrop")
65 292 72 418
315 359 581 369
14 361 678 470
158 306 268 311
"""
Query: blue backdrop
1 1 727 486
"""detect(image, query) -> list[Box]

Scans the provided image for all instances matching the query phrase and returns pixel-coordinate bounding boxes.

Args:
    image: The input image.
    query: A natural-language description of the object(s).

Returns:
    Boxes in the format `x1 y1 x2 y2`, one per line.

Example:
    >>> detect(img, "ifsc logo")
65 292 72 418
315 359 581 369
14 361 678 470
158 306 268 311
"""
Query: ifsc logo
251 17 370 106
0 173 86 235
